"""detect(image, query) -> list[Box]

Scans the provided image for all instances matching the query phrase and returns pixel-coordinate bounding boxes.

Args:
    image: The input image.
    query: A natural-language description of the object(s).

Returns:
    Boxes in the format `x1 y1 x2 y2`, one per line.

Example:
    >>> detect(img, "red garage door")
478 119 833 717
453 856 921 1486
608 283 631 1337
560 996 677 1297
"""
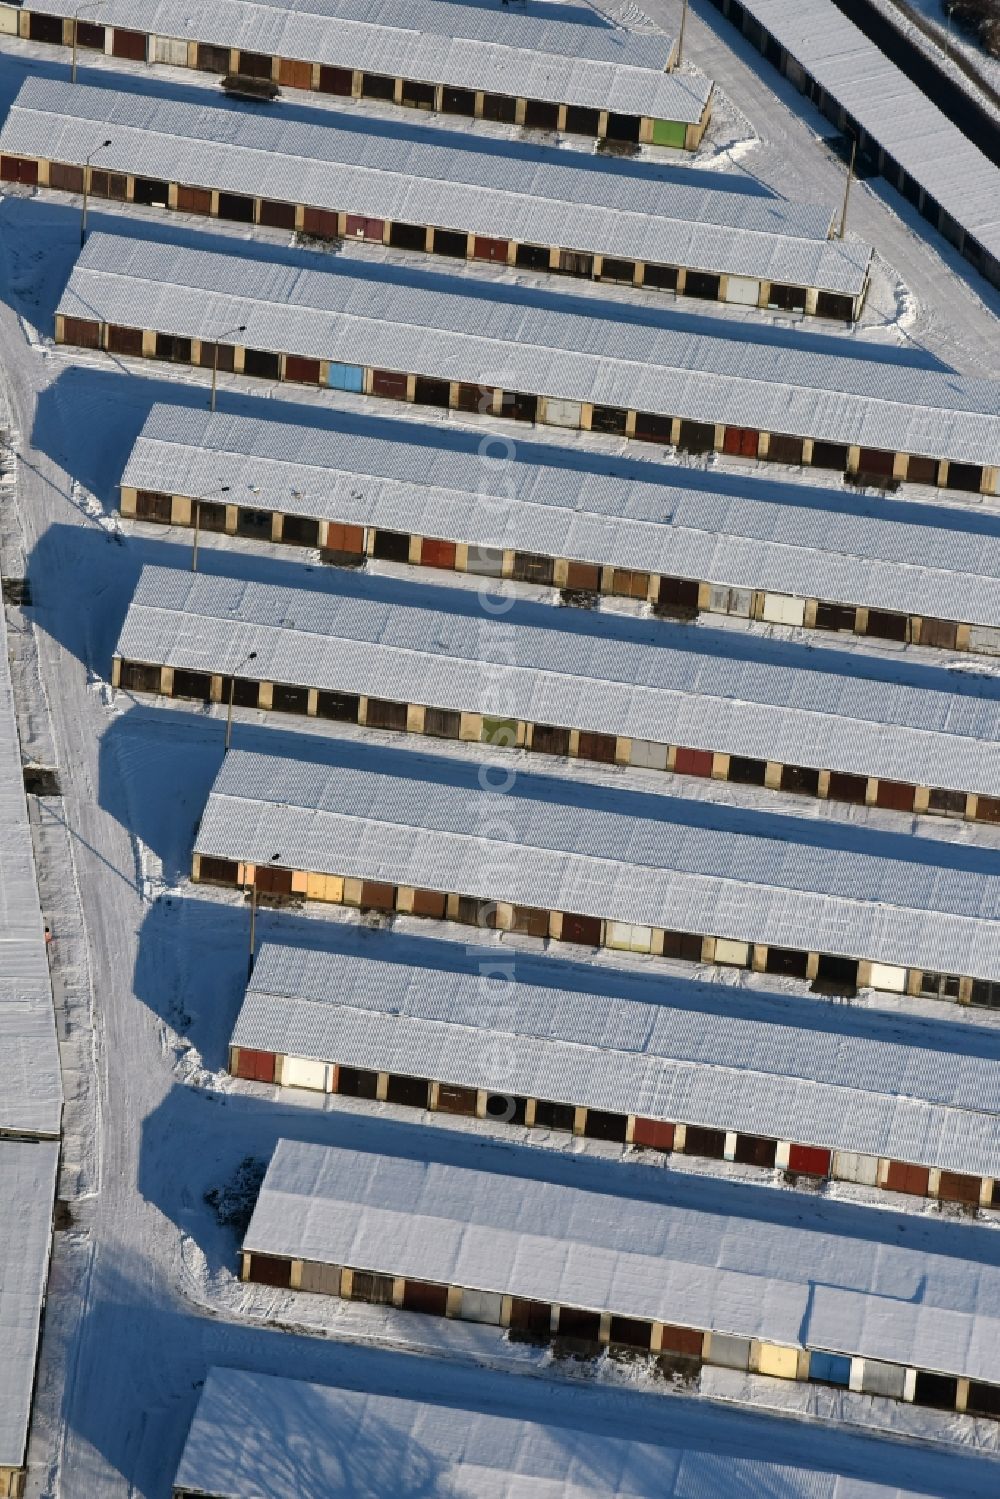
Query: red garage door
674 746 714 776
1 156 39 185
723 426 759 457
234 1048 276 1083
632 1118 675 1151
345 214 384 241
421 537 457 569
473 236 509 262
787 1144 831 1176
302 206 339 239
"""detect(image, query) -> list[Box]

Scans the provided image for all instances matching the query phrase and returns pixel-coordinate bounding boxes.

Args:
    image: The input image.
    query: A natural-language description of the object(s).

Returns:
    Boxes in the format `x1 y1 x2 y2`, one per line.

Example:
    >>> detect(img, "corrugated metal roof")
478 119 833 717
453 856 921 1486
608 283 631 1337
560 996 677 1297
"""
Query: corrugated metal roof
739 0 1000 259
36 0 712 121
119 564 1000 796
194 738 1000 978
244 1138 1000 1380
0 604 62 1140
235 937 1000 1175
61 234 1000 463
175 1366 929 1499
0 1141 59 1470
123 405 1000 626
2 79 870 293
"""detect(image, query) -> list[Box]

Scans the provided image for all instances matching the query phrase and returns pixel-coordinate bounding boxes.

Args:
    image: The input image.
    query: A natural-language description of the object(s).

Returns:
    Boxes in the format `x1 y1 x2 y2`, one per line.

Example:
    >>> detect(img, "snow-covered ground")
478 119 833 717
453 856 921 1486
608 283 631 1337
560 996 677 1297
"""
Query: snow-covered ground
0 13 998 1498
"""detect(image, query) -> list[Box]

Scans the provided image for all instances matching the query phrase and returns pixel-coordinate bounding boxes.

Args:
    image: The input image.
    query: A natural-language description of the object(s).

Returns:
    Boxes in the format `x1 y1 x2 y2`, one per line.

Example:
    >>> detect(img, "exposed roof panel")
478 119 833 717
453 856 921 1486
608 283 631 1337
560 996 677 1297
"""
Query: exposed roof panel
236 935 1000 1175
244 1138 1000 1380
194 737 1000 978
0 1141 59 1470
122 404 1000 626
36 0 712 120
2 79 869 292
739 0 1000 258
118 564 1000 796
0 607 62 1140
174 1365 943 1499
60 235 1000 464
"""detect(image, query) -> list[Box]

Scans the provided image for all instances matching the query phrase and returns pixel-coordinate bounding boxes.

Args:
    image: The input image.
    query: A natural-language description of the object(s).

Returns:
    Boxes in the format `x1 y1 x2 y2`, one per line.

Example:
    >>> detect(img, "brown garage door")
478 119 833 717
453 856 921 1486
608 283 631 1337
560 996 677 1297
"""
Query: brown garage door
254 864 294 895
885 1161 930 1196
402 1279 449 1316
112 27 147 60
561 912 602 946
248 1253 291 1287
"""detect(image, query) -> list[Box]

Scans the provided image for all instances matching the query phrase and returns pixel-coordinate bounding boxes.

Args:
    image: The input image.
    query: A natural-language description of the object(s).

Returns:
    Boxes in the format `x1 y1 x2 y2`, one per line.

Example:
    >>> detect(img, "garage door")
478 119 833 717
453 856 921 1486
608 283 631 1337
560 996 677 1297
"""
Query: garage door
761 593 805 626
726 275 760 305
282 1055 329 1091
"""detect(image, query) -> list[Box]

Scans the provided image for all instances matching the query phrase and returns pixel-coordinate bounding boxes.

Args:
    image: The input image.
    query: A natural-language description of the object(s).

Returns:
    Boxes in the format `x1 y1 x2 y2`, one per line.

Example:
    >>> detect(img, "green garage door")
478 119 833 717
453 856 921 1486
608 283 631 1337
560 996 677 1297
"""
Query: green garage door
652 118 687 147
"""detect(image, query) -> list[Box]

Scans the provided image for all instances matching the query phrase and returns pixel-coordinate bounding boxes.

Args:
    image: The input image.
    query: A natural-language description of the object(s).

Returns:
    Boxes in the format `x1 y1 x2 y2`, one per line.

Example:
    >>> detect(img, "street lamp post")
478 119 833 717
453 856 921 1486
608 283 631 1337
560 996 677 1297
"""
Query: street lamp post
225 649 257 752
71 1 106 85
81 138 112 248
210 324 247 414
248 880 258 980
674 0 689 71
838 136 857 241
191 485 230 572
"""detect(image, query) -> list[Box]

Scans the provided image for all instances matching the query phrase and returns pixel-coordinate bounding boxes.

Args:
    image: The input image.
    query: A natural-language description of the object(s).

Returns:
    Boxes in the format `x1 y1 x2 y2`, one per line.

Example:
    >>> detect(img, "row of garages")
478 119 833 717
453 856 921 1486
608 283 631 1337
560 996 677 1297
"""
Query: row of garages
173 1364 966 1499
238 1139 1000 1418
120 405 1000 657
191 741 1000 1006
0 78 868 319
5 0 713 149
0 604 63 1498
112 566 1000 825
706 0 1000 290
230 937 1000 1208
56 234 1000 496
0 1145 60 1499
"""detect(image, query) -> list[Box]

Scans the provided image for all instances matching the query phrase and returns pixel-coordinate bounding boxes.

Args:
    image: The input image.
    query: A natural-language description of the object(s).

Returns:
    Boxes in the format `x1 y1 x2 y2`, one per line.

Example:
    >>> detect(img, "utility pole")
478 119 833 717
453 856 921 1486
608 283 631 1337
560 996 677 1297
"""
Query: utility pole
838 137 856 240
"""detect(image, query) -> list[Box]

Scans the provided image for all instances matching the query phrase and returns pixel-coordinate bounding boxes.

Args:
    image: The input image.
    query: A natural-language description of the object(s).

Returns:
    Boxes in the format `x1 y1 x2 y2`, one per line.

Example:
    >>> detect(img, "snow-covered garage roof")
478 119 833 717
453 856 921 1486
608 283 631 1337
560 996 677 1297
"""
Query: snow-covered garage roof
0 608 62 1140
122 405 1000 627
118 564 1000 797
174 1364 933 1499
0 1140 59 1471
2 79 870 295
35 0 712 122
235 936 1000 1177
194 738 1000 979
59 234 1000 465
244 1137 1000 1381
737 0 1000 263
